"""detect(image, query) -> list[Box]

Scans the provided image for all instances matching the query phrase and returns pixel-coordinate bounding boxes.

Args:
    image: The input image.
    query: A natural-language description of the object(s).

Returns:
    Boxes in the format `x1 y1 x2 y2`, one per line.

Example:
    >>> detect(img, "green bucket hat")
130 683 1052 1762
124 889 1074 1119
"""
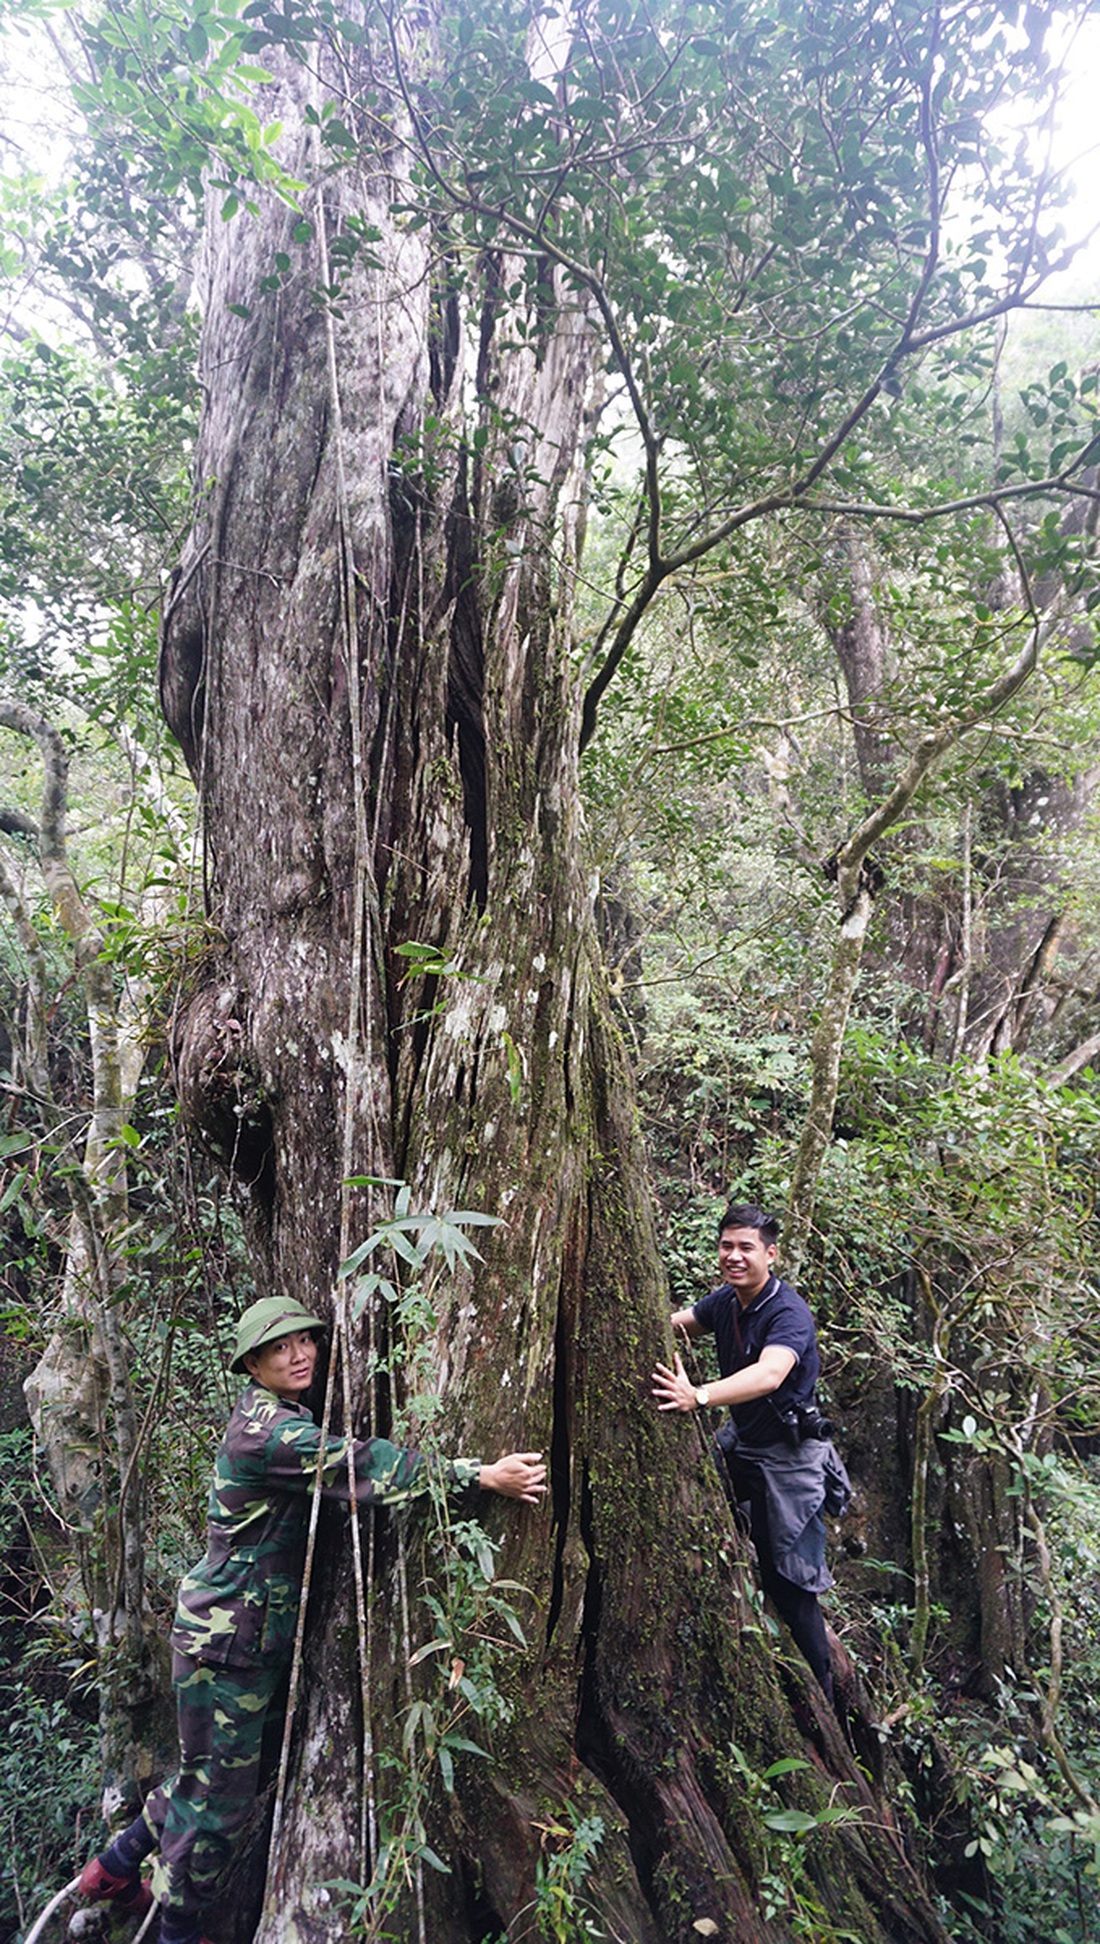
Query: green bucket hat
229 1296 325 1373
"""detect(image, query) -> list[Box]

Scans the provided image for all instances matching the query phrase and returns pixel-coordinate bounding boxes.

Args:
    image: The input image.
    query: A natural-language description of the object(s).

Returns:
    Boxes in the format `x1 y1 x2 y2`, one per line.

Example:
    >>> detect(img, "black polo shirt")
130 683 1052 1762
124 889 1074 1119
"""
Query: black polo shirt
692 1273 819 1444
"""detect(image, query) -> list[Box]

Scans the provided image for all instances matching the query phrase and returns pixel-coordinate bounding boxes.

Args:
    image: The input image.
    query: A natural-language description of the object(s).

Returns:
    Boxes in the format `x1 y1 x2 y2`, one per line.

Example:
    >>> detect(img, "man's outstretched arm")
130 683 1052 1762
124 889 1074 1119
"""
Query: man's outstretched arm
651 1344 796 1413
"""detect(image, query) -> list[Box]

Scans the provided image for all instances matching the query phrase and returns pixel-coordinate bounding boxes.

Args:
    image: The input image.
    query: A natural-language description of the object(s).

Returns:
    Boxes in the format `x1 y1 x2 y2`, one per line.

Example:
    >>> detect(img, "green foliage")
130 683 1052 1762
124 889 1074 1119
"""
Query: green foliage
331 1192 546 1941
806 1044 1100 1409
937 1712 1100 1944
0 335 192 630
529 1807 607 1944
722 1746 864 1942
340 1182 501 1289
0 1428 100 1936
0 1679 100 1933
352 1506 532 1929
474 1806 609 1944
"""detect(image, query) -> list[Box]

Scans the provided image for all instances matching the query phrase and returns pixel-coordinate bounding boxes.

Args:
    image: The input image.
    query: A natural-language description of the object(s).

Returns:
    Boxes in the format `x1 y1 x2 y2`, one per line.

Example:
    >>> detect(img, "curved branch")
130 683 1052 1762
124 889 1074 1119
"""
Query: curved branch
784 604 1047 1262
832 609 1045 912
0 807 39 839
790 465 1100 527
1046 1029 1100 1088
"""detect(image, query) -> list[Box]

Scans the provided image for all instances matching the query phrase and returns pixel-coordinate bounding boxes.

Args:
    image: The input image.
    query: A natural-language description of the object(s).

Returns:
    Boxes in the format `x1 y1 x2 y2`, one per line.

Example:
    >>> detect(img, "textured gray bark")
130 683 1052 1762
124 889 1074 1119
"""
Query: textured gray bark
158 25 950 1944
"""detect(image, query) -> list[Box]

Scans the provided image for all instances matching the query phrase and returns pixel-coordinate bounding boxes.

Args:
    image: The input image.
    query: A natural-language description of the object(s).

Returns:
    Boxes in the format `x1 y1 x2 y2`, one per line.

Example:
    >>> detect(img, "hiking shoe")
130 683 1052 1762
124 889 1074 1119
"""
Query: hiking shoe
77 1856 154 1917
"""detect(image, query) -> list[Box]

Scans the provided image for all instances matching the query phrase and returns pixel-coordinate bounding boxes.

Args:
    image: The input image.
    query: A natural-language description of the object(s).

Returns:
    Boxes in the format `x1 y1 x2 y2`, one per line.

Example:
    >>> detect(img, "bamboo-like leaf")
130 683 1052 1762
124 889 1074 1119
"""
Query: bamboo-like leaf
407 1637 453 1666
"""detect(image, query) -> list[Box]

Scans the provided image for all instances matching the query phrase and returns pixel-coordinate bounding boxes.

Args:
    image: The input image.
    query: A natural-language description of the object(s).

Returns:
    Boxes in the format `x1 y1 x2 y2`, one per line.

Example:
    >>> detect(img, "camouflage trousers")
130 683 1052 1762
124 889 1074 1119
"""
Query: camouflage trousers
141 1649 288 1931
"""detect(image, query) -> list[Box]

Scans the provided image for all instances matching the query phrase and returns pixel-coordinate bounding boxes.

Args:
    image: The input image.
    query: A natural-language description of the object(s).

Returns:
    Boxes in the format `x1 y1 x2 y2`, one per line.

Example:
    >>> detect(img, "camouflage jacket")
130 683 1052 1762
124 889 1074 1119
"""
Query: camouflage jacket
171 1382 481 1669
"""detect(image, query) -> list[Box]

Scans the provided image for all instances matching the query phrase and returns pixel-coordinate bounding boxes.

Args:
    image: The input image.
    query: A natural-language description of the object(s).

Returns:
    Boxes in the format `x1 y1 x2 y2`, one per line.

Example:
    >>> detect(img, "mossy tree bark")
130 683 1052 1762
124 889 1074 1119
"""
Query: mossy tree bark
158 24 953 1944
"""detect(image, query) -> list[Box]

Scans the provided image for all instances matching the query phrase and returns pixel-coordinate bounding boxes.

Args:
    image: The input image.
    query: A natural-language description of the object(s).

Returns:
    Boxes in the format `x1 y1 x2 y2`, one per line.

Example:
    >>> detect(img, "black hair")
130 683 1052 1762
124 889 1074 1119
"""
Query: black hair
717 1203 779 1247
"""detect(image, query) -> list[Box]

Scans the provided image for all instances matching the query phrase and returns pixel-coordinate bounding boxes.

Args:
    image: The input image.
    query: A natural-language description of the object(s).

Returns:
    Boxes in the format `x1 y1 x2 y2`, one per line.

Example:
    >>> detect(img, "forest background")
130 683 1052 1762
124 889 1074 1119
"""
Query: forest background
2 1 1100 1942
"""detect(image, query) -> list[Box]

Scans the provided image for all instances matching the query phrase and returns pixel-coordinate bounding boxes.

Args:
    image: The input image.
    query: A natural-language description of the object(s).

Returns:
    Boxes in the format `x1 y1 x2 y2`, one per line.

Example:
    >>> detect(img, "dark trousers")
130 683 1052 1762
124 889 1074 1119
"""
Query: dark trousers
107 1650 287 1940
727 1456 834 1698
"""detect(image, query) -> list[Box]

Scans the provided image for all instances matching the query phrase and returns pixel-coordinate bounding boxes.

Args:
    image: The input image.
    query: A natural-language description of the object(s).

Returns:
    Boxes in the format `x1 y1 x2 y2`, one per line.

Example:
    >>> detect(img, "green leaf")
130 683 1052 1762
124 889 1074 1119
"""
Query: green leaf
339 1239 376 1278
439 1734 490 1759
402 1700 432 1754
351 1271 398 1318
407 1637 452 1667
388 1228 423 1267
416 1844 451 1875
0 1170 27 1214
762 1809 819 1834
502 1607 527 1647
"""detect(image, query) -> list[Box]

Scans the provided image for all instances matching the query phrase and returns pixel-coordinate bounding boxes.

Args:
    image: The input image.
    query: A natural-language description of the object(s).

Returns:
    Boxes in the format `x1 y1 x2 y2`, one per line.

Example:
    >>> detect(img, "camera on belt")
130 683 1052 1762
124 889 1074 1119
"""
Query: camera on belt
712 1399 834 1460
770 1400 834 1446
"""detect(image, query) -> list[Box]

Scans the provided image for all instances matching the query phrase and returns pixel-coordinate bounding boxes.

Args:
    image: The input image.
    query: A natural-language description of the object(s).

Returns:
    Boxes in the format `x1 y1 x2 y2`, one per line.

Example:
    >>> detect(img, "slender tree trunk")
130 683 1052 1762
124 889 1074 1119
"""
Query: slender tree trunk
825 527 895 800
0 699 160 1818
784 881 875 1276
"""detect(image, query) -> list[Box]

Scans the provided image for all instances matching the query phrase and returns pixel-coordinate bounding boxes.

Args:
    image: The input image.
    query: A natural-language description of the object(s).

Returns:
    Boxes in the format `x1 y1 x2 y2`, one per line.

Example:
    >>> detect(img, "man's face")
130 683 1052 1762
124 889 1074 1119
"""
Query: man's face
718 1225 776 1300
245 1330 319 1400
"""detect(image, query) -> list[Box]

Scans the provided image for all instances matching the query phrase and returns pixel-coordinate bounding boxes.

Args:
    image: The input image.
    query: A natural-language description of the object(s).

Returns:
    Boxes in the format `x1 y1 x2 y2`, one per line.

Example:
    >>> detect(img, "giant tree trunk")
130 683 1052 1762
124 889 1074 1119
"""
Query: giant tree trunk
159 23 949 1944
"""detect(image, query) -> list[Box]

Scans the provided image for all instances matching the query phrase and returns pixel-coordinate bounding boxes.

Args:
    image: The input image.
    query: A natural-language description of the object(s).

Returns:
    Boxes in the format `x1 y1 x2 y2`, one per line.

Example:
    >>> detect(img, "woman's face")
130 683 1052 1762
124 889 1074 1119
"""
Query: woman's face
244 1329 318 1400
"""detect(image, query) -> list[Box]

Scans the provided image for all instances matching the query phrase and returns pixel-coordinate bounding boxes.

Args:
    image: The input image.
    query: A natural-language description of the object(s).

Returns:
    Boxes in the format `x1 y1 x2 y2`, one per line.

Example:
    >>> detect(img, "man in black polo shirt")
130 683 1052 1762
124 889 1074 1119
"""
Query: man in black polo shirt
652 1202 848 1701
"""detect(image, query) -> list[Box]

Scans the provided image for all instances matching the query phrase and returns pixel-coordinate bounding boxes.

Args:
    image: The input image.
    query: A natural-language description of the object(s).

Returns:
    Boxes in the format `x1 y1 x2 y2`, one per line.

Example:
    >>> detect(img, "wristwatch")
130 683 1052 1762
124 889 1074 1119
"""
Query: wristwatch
694 1386 710 1409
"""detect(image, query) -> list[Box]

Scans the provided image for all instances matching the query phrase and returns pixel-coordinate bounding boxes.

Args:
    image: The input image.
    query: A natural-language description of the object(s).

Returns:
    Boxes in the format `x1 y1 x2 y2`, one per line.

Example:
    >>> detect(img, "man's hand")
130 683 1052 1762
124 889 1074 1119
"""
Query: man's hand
651 1352 699 1413
479 1452 547 1501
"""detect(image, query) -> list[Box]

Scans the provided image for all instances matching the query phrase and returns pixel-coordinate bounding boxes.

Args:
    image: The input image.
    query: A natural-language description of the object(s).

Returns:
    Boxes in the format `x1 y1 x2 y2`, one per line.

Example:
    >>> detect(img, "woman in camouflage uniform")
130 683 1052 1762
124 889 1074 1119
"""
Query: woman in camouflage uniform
77 1297 545 1944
